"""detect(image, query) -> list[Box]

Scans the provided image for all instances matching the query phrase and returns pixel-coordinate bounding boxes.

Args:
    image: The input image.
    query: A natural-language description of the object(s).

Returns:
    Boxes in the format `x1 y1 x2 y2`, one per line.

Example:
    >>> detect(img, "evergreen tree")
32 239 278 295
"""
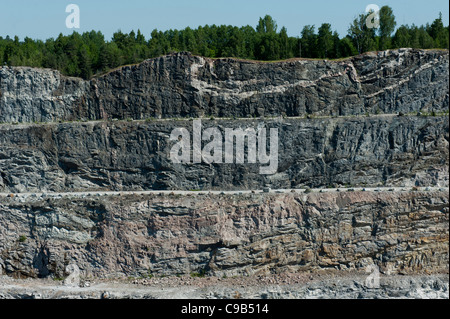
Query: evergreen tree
330 31 342 59
417 26 435 48
339 36 358 57
78 44 92 79
393 25 411 48
301 25 317 58
430 13 449 48
318 23 333 58
279 27 290 59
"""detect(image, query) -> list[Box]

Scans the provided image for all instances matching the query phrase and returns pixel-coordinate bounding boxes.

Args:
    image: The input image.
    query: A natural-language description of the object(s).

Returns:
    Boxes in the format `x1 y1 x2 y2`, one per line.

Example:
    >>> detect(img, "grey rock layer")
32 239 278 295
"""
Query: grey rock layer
0 191 448 279
0 275 448 299
0 49 448 123
0 116 448 193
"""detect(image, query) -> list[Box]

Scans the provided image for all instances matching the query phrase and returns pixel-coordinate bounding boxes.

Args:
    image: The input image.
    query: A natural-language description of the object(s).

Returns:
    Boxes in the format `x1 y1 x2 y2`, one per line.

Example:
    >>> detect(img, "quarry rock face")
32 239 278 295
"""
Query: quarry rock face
0 191 448 279
0 116 448 193
0 49 448 123
0 49 448 286
0 49 448 193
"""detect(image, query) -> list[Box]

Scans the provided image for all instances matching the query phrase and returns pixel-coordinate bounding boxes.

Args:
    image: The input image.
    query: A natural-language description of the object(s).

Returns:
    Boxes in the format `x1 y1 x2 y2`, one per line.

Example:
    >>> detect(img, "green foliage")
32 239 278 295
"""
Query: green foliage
393 25 411 48
428 13 449 49
142 270 153 279
379 6 397 50
348 12 377 54
300 25 317 57
190 269 207 278
318 23 333 58
392 12 448 50
0 11 447 79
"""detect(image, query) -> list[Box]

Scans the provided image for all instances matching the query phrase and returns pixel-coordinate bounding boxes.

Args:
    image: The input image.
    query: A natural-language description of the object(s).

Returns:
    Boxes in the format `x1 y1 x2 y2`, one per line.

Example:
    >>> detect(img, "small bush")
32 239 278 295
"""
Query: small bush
190 269 207 278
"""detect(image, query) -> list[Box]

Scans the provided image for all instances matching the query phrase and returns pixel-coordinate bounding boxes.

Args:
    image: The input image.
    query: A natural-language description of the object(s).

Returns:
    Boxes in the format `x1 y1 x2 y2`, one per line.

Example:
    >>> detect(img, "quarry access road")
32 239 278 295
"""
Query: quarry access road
0 186 448 200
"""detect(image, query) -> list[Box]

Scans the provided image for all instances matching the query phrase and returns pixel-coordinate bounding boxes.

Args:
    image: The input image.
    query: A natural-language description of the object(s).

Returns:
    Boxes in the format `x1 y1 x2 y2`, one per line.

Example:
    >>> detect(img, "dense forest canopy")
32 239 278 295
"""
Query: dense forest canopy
1 7 448 79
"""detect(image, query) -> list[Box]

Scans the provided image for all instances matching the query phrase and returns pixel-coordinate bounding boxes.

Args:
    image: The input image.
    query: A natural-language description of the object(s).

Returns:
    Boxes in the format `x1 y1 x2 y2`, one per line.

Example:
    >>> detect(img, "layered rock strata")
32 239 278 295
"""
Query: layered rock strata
0 191 447 279
0 49 448 288
0 49 448 123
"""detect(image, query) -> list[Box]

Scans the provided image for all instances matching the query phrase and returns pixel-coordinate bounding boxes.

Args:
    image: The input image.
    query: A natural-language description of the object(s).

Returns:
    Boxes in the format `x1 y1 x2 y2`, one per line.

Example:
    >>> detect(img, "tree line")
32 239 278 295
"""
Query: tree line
0 7 448 79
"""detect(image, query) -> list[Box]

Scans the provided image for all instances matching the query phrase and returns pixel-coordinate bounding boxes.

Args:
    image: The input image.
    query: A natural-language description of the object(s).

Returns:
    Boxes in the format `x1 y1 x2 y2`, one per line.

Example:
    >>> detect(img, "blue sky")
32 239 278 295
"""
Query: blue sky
0 0 448 40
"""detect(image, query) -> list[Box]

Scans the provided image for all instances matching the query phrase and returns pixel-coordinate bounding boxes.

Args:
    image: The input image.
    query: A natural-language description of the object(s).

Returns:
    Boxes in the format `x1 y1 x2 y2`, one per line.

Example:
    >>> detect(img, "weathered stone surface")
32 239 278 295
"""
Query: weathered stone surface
0 191 447 278
1 49 448 123
0 67 90 123
0 116 447 193
0 49 448 298
0 274 448 299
